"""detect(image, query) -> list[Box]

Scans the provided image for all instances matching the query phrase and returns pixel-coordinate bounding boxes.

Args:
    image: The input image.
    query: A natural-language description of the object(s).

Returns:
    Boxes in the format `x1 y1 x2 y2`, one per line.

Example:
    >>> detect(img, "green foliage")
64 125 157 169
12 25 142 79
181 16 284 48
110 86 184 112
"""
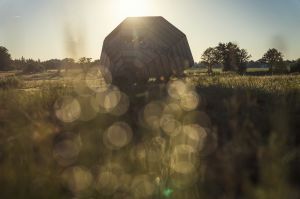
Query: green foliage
201 47 219 74
216 42 251 72
23 60 45 73
261 48 285 73
0 76 22 88
201 42 251 73
43 59 62 70
0 46 12 71
290 59 300 73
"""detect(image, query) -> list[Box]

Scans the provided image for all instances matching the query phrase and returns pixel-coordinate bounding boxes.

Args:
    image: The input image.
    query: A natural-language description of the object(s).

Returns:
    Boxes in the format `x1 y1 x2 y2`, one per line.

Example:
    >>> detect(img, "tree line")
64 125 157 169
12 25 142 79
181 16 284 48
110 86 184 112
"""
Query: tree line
0 46 100 73
1 44 300 74
199 42 300 73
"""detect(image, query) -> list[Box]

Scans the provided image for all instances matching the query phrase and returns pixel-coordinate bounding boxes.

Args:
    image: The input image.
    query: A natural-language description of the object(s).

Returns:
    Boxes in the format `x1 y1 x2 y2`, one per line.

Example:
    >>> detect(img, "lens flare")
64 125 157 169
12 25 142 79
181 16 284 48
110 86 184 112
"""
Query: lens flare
73 72 93 96
110 92 130 116
53 133 82 166
163 102 182 119
96 171 119 195
85 66 112 93
160 114 182 137
62 166 93 194
103 122 132 150
182 124 207 151
131 175 155 198
180 91 200 111
167 80 187 99
143 101 165 129
54 96 81 123
77 95 98 121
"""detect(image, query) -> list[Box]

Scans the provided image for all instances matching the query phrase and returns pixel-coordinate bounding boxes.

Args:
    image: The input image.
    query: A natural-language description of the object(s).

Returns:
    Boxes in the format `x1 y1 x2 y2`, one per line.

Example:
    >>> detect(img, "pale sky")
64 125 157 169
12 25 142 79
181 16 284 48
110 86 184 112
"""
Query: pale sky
0 0 300 61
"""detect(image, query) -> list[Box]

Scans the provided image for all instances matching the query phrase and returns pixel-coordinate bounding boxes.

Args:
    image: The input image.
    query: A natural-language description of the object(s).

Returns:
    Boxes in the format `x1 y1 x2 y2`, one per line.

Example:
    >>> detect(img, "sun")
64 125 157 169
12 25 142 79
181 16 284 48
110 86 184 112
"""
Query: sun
117 0 149 18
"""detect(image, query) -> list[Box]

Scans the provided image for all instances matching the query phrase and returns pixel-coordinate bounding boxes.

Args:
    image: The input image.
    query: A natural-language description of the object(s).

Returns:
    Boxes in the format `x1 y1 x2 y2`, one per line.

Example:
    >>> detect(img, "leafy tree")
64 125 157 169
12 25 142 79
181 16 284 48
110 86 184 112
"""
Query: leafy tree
290 59 300 73
23 59 45 73
0 46 12 71
237 48 252 72
78 57 92 72
43 59 62 70
13 56 26 70
91 59 101 66
215 42 251 72
261 48 284 73
78 57 92 65
201 47 220 74
62 58 76 72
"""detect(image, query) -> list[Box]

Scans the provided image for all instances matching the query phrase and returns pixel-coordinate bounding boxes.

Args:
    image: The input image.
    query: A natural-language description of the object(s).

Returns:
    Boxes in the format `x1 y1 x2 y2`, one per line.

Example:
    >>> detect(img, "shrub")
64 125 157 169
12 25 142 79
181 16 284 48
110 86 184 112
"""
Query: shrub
0 76 22 88
290 59 300 73
23 60 45 73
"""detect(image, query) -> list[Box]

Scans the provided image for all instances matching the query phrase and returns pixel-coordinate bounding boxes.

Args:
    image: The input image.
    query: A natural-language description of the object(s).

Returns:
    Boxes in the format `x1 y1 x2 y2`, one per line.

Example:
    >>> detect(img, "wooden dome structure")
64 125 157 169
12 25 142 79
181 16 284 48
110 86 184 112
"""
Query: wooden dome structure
100 16 194 85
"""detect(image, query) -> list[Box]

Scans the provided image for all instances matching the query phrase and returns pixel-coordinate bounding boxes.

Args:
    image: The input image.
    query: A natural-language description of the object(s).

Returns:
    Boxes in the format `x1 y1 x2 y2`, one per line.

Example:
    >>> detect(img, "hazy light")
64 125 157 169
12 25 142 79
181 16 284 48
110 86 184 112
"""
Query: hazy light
78 95 98 121
103 88 122 111
160 114 182 137
96 171 119 195
109 92 130 116
85 66 112 93
117 0 149 18
73 72 93 96
182 124 207 151
171 161 195 174
180 90 200 111
131 175 155 198
130 144 146 163
53 133 82 166
119 173 132 192
90 86 124 114
143 101 165 129
169 144 198 189
163 103 182 119
54 96 81 123
163 188 174 197
62 166 93 194
103 122 133 150
167 80 187 100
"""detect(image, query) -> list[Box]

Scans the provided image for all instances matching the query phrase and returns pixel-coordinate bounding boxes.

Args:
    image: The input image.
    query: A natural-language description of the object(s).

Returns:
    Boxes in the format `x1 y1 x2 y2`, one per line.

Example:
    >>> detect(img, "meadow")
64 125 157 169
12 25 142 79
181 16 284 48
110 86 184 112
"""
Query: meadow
0 69 299 199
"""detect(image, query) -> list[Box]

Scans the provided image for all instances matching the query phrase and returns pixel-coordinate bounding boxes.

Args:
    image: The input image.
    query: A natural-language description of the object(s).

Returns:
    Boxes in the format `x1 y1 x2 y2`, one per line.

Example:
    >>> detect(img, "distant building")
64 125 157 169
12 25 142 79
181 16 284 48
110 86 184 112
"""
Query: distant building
100 16 194 85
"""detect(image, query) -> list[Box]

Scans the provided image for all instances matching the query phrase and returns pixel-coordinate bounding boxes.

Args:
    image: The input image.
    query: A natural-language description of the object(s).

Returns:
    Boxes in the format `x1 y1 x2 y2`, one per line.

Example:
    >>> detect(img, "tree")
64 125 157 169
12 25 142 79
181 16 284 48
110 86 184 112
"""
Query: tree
0 46 12 71
215 42 251 72
23 59 45 73
261 48 284 73
290 59 300 73
237 48 252 72
13 56 26 70
62 58 76 72
201 47 219 74
43 59 62 70
78 57 92 72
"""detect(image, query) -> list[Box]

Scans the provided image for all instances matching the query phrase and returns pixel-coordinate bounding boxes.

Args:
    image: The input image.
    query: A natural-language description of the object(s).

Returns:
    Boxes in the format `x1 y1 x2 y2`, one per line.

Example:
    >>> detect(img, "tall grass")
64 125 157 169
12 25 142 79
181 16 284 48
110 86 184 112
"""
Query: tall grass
0 73 299 198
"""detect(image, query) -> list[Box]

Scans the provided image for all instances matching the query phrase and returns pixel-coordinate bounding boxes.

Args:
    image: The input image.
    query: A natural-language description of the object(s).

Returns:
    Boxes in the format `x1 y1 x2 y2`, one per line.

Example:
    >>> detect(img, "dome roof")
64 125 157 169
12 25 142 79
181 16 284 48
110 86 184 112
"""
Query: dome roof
100 16 194 84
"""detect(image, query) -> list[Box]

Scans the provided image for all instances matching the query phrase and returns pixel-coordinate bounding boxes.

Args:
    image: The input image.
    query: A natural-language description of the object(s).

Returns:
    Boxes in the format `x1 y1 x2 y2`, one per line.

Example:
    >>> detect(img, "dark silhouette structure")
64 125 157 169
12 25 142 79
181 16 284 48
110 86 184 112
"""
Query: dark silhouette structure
100 16 194 85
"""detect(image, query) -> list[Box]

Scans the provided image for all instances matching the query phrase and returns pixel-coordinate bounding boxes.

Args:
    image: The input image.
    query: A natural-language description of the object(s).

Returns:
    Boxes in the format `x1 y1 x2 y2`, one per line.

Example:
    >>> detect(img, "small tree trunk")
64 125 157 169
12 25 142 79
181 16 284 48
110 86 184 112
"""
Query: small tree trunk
207 65 213 74
269 65 273 74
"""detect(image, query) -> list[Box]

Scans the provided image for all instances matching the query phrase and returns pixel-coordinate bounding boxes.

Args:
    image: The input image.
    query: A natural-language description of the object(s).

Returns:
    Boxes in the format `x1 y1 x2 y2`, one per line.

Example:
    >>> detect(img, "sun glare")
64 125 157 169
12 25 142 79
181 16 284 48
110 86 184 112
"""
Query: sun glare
117 0 149 18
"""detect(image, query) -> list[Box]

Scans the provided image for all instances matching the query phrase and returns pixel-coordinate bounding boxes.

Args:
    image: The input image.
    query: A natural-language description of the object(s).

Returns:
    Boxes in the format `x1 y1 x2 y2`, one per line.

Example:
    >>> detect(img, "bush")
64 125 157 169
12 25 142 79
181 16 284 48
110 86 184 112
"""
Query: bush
290 59 300 73
23 60 45 73
0 76 22 88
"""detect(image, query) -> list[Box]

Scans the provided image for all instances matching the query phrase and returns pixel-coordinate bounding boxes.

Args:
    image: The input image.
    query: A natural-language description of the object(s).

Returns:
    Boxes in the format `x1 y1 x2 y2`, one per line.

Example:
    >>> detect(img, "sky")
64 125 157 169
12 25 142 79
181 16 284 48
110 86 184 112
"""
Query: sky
0 0 300 61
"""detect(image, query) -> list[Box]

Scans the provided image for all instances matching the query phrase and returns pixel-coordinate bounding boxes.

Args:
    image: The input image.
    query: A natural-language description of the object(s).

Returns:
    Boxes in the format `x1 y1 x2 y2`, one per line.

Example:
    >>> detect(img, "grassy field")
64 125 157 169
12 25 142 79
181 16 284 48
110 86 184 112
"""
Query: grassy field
185 67 270 74
0 70 300 199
